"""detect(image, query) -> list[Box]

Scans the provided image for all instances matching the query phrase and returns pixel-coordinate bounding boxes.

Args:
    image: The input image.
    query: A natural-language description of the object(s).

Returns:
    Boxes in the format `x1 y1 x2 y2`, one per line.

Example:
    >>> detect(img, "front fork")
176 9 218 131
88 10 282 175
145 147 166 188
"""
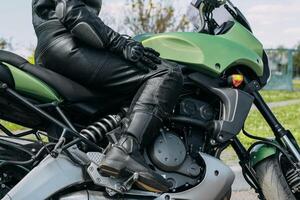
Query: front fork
252 87 300 162
229 80 300 199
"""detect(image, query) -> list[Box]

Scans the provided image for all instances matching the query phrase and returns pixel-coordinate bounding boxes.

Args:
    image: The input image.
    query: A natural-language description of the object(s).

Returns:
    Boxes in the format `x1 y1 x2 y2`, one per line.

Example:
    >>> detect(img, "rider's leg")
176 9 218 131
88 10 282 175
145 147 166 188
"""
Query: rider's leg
99 62 183 192
40 46 183 192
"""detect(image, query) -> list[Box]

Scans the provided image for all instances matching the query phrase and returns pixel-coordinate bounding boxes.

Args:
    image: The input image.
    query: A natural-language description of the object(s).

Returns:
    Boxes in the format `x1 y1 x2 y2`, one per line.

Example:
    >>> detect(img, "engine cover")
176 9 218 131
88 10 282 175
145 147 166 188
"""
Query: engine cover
180 98 215 121
150 132 186 171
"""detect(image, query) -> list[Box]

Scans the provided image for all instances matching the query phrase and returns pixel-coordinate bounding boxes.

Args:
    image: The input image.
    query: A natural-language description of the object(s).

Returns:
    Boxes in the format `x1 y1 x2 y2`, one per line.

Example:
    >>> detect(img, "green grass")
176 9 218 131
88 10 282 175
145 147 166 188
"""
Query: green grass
0 120 24 132
257 80 300 103
260 90 300 103
238 83 300 147
239 103 300 147
294 80 300 90
0 120 49 141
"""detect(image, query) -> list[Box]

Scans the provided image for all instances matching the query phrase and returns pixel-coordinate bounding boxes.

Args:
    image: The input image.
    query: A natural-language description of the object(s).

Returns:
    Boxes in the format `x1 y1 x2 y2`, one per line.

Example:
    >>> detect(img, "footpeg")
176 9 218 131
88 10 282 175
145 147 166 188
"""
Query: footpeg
87 154 140 196
87 162 125 194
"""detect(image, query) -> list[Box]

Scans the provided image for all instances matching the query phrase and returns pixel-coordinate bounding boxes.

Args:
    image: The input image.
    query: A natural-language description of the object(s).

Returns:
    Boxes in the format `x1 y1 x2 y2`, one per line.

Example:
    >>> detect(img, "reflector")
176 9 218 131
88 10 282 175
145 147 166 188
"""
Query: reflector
231 74 244 87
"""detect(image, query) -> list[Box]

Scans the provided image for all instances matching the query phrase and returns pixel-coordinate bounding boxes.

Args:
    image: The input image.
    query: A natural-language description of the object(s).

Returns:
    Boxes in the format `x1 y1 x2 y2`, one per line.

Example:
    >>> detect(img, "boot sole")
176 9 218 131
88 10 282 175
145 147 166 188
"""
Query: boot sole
100 165 120 177
100 159 125 177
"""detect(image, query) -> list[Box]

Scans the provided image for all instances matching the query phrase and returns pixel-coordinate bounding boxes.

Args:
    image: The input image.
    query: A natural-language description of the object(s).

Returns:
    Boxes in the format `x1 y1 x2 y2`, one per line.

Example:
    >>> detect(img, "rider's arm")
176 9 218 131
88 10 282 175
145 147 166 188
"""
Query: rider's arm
55 0 127 53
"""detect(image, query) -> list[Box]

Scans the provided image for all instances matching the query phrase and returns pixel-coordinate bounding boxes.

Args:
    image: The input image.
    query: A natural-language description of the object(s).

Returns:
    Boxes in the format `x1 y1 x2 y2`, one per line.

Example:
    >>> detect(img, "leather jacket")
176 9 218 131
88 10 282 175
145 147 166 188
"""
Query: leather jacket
32 0 128 65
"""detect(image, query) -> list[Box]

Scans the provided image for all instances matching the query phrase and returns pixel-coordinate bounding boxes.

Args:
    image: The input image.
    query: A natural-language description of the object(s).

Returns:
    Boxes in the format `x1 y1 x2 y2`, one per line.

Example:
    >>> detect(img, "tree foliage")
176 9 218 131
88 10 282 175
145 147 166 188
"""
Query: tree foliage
124 0 190 35
0 37 13 50
293 44 300 75
0 38 8 50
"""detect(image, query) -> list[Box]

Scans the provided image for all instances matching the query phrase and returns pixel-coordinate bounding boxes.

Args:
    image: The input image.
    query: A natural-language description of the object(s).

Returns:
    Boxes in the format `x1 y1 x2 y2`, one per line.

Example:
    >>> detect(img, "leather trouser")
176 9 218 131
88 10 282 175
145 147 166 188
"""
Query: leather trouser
38 42 183 192
38 40 184 122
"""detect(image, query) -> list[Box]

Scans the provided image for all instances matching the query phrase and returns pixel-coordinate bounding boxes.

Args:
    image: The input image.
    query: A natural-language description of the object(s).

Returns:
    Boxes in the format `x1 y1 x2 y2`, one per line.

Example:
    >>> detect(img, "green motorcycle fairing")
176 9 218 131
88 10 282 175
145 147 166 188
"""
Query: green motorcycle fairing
1 22 264 104
137 22 276 168
136 22 264 77
4 63 61 103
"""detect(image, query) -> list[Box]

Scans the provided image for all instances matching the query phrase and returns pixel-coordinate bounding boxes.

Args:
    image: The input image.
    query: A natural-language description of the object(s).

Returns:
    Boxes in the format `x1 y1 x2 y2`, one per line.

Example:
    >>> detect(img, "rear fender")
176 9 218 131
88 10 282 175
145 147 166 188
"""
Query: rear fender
3 63 61 103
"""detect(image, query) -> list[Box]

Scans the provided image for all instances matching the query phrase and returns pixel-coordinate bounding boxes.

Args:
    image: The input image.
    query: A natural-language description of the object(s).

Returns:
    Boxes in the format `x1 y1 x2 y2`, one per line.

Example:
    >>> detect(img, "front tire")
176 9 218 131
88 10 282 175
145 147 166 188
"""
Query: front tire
254 156 296 200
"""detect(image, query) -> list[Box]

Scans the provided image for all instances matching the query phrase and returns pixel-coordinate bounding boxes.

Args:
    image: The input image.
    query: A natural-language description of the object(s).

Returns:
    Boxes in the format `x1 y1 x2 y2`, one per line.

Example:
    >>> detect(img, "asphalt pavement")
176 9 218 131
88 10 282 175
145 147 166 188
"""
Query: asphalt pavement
231 190 258 200
230 165 259 200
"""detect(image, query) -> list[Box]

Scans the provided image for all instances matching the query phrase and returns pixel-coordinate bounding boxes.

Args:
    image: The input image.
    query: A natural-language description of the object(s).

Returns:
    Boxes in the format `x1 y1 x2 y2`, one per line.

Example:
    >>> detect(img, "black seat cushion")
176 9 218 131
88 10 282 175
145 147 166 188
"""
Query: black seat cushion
0 50 99 103
21 63 101 102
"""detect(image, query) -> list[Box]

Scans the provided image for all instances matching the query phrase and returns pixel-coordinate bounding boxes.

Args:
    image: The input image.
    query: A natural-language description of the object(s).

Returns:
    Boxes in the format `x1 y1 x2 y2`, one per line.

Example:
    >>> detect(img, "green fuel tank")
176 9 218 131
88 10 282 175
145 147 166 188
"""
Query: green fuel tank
135 22 264 77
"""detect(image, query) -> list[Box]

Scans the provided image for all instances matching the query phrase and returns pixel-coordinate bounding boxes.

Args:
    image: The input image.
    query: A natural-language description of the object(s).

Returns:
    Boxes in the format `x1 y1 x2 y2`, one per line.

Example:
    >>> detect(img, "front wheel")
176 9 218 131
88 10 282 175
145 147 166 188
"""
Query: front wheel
254 156 297 200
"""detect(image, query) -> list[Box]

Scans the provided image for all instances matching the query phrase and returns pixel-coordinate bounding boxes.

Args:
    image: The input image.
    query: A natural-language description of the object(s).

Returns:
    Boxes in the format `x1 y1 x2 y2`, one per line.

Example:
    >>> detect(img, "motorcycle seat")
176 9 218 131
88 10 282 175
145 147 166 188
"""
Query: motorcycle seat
0 50 100 103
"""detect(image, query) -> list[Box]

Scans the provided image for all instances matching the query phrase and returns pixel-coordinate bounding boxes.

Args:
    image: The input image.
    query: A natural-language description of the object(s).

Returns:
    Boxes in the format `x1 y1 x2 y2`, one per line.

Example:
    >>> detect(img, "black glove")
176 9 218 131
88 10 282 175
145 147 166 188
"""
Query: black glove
123 40 162 72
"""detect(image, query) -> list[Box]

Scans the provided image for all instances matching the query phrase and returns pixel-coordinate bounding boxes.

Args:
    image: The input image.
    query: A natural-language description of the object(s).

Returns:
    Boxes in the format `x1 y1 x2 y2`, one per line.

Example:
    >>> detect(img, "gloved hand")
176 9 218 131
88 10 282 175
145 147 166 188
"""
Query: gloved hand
123 40 162 72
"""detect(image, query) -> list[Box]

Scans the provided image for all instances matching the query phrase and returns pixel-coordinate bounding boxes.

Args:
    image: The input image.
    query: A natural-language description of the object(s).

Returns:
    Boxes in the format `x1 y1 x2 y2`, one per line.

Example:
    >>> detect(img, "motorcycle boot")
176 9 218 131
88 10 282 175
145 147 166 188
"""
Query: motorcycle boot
100 63 184 193
100 112 170 193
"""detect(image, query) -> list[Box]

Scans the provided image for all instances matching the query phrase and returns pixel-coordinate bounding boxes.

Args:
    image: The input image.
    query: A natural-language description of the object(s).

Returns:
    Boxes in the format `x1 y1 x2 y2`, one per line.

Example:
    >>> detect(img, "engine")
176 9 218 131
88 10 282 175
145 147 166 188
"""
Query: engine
180 98 216 122
144 98 217 191
77 98 217 192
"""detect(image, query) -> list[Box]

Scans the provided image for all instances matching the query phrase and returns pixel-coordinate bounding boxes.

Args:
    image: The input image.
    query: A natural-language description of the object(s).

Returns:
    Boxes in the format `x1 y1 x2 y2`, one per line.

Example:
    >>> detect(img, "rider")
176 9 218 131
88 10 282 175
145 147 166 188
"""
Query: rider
32 0 183 193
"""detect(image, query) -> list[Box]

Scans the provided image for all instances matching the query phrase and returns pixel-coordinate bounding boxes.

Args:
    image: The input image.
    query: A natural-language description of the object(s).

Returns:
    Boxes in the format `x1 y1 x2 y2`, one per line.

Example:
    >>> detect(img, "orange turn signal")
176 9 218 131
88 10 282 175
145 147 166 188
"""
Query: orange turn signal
231 74 244 88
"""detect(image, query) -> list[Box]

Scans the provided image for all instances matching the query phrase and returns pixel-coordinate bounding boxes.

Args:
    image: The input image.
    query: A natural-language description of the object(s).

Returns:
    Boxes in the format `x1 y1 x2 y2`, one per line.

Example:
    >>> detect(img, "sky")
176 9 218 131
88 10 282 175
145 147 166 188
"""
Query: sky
0 0 299 56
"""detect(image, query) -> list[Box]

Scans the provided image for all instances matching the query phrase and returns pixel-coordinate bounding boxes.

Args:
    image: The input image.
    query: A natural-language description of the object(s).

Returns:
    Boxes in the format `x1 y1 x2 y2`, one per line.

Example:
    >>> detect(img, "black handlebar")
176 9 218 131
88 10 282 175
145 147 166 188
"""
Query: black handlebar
192 0 225 9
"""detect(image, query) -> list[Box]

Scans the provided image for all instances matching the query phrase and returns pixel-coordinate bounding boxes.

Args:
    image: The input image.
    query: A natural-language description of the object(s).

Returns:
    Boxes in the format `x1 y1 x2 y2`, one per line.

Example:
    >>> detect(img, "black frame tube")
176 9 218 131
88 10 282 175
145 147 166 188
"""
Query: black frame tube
55 106 77 132
0 83 103 152
231 137 266 199
0 123 14 137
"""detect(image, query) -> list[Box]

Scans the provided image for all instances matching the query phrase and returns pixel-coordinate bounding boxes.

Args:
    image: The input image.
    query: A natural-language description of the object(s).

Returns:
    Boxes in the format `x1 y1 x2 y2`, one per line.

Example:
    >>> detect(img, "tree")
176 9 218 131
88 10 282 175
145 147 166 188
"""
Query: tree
267 46 288 73
0 37 13 50
293 43 300 77
0 38 8 50
124 0 190 35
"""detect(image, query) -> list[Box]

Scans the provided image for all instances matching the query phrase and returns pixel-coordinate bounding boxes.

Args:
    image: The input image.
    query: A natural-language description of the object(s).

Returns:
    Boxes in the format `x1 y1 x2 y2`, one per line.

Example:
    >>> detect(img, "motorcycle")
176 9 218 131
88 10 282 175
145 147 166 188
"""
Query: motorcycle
1 0 300 199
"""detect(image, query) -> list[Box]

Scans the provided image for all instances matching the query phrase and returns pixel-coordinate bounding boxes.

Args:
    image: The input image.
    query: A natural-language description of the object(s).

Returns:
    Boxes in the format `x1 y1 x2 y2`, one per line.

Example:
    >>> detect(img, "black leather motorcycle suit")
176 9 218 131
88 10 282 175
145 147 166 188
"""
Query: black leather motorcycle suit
32 0 183 192
32 0 183 117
